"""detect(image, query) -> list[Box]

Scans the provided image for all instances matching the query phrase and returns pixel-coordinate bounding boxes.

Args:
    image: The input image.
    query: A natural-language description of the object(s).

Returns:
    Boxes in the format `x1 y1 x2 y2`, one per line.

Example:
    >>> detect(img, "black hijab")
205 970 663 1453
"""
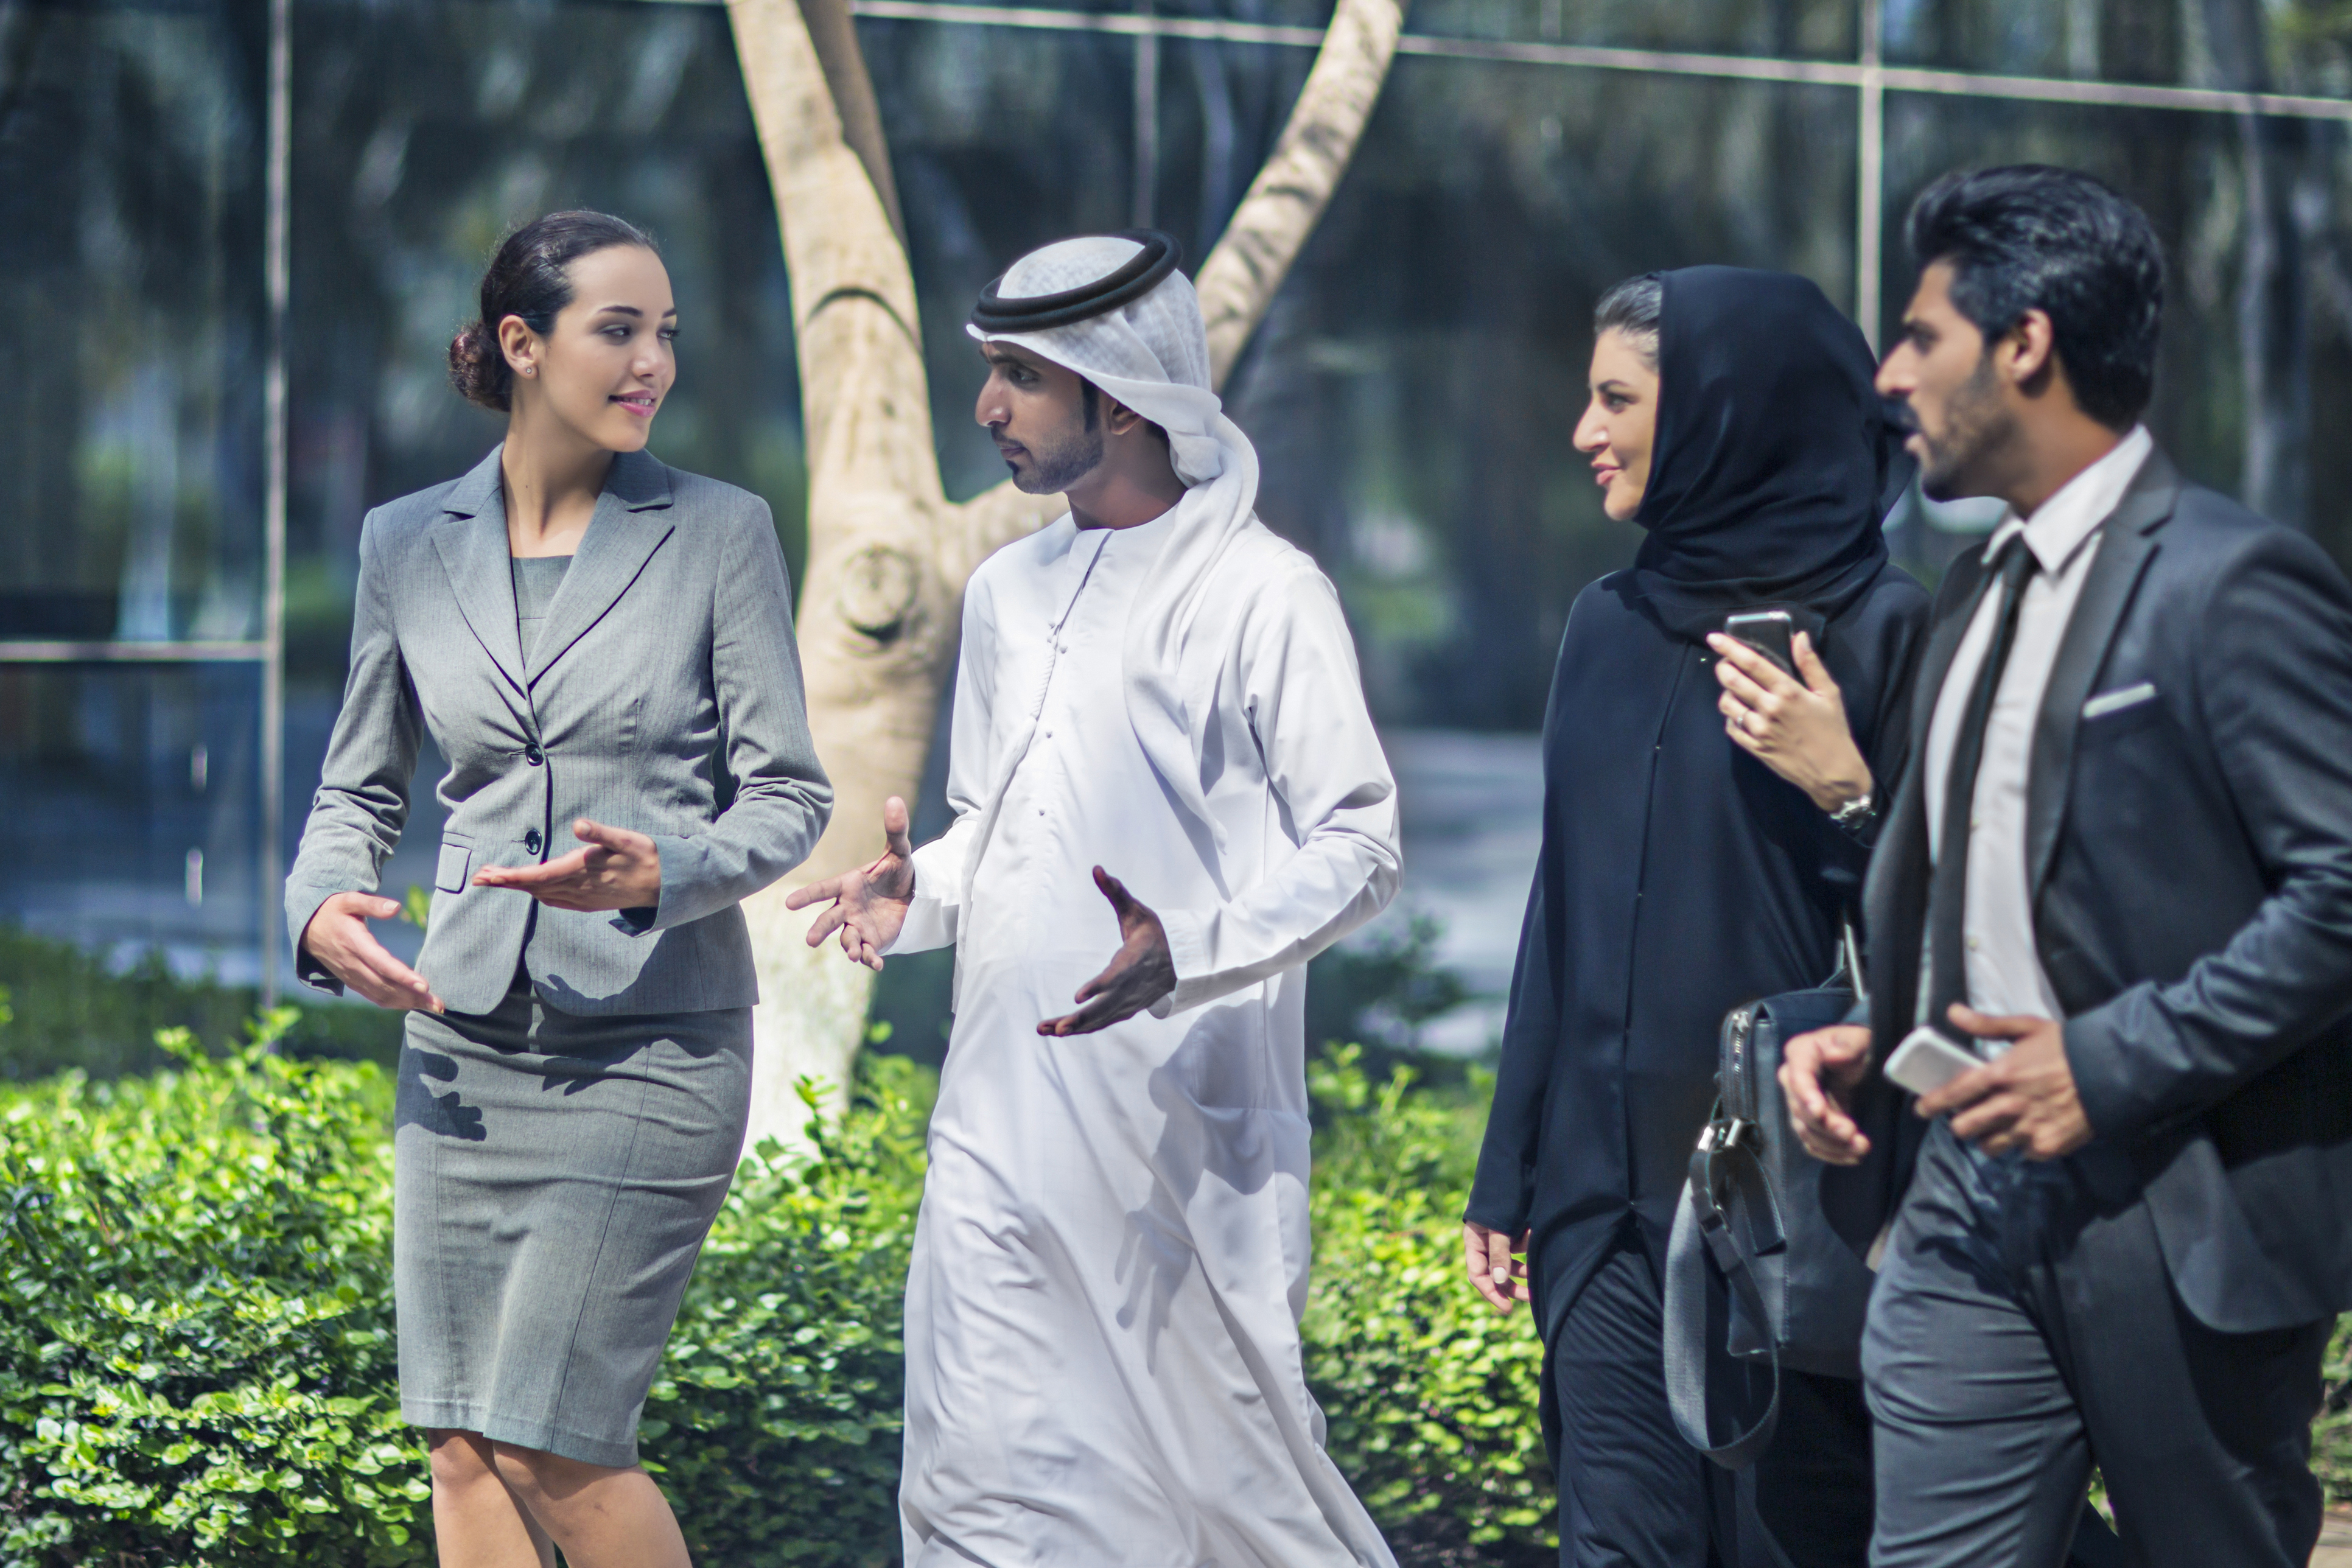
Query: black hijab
1627 265 1908 642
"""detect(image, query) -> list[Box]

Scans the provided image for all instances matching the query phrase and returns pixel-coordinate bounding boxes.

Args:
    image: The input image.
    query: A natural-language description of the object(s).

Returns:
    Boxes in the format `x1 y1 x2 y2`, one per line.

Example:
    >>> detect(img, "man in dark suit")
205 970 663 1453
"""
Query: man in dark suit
1780 164 2352 1567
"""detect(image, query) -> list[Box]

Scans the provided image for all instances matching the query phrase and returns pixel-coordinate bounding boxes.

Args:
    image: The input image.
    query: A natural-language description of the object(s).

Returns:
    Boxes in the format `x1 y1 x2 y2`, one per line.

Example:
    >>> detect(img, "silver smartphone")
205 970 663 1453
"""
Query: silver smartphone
1883 1025 1986 1097
1721 609 1798 679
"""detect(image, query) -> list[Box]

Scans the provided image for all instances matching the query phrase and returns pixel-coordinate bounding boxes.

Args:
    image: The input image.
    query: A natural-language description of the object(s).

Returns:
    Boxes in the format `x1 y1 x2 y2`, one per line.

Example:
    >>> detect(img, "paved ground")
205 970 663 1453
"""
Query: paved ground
2315 1512 2352 1567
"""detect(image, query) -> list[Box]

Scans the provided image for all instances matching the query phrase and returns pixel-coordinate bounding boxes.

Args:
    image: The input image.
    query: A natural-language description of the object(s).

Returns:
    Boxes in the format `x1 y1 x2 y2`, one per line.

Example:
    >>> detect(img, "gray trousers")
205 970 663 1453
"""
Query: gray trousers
1863 1122 2328 1568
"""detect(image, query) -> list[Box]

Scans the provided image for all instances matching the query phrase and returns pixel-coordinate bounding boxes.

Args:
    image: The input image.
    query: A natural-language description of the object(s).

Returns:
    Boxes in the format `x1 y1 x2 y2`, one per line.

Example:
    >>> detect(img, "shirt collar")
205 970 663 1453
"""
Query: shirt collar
1981 423 2154 576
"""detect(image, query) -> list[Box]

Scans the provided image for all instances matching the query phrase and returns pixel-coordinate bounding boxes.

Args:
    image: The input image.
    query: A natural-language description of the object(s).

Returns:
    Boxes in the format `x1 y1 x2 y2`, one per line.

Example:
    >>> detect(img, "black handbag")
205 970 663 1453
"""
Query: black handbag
1662 928 1877 1471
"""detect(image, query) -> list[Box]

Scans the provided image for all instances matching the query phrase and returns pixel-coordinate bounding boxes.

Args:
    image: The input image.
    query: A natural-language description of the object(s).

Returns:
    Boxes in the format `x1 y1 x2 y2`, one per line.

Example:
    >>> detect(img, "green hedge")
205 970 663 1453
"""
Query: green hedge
0 1015 418 1566
0 1021 1554 1566
12 1010 2352 1567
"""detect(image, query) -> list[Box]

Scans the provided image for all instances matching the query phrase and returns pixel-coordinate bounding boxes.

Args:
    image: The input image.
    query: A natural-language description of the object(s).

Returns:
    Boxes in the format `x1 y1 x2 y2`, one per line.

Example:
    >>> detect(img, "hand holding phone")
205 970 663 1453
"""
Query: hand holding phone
1883 1024 1986 1097
1721 609 1797 680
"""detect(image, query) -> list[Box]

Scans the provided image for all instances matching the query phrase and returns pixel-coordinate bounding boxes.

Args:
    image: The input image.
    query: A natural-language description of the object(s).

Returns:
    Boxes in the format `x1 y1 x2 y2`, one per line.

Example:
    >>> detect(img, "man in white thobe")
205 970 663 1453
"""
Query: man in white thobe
791 233 1401 1567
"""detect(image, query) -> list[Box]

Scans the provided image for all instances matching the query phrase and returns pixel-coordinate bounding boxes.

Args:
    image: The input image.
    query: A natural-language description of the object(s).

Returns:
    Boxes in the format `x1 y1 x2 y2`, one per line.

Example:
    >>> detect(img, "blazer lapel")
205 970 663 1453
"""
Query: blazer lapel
431 446 528 697
1866 545 2000 1036
1908 545 1995 754
2025 448 2180 899
526 449 676 686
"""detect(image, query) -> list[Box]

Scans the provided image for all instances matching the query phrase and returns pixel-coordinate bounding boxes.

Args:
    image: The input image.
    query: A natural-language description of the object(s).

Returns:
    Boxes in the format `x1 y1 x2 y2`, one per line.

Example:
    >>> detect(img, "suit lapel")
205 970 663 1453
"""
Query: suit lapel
431 447 529 696
1866 544 2000 1036
2025 449 2180 899
1907 545 1995 754
526 449 676 687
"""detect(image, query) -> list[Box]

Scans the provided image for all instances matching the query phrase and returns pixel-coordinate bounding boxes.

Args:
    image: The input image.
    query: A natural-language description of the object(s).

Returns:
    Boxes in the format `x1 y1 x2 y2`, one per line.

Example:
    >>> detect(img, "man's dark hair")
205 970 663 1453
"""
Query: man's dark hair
1904 166 2163 430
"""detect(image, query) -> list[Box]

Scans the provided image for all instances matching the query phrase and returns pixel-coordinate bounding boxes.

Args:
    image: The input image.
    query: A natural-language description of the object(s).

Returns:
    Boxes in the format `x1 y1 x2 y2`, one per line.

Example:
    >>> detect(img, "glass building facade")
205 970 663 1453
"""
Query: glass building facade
6 0 2352 990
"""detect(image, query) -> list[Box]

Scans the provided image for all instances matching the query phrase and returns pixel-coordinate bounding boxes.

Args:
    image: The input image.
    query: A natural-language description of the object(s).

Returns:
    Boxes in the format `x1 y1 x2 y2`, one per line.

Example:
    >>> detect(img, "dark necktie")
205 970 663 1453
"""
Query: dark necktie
1924 534 2038 1038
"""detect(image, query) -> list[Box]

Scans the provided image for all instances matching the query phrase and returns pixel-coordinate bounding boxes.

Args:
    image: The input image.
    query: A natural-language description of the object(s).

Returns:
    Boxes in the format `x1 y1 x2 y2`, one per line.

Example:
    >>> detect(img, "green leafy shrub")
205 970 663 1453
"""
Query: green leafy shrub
1304 1045 1553 1564
0 1012 424 1566
2318 1315 2352 1507
0 1027 940 1568
0 1023 1557 1564
654 1059 936 1567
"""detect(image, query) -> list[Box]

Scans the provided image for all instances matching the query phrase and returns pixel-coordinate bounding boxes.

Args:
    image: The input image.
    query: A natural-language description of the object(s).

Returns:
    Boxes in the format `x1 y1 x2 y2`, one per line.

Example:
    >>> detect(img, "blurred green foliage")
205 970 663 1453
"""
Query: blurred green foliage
0 925 404 1082
1304 913 1480 1093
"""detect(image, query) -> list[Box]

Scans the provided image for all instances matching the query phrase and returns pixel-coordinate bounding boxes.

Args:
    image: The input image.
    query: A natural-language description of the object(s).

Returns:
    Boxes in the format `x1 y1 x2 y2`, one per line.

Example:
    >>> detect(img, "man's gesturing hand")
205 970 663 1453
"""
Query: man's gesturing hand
301 892 444 1013
1780 1024 1875 1164
1038 867 1177 1037
785 796 917 971
473 819 662 911
1914 1004 2091 1160
1463 1221 1530 1315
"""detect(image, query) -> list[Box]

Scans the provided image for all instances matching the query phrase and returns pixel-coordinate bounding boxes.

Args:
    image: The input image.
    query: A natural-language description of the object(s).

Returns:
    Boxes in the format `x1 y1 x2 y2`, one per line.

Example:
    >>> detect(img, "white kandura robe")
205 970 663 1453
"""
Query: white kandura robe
890 489 1402 1568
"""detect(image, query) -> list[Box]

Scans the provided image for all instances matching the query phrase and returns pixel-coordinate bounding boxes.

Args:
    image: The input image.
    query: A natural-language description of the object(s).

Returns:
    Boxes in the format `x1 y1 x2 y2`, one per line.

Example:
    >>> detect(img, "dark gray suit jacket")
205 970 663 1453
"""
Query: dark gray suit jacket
285 446 833 1017
1831 446 2352 1333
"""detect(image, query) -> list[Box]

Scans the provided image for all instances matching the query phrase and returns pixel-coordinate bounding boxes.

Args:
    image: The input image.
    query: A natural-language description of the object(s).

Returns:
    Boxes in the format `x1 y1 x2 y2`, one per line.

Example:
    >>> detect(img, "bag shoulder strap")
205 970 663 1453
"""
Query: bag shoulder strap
1663 1133 1783 1471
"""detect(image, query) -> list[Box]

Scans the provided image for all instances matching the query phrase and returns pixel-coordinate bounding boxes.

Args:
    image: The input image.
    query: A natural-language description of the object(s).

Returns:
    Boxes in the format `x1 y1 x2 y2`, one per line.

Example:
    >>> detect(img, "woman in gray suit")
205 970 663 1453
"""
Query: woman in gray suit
285 210 831 1567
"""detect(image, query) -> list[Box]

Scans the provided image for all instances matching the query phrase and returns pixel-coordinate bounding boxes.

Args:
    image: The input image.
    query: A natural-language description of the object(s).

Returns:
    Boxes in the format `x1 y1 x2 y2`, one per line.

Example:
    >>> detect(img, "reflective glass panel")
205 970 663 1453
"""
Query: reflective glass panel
858 14 1141 498
1881 0 2352 99
0 663 264 976
1213 55 1858 727
1413 0 1859 62
0 0 267 642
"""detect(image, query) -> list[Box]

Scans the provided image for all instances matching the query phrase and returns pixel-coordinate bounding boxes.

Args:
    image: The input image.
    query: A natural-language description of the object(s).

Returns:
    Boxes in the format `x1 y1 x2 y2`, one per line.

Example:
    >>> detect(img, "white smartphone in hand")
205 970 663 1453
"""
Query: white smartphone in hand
1884 1025 1986 1098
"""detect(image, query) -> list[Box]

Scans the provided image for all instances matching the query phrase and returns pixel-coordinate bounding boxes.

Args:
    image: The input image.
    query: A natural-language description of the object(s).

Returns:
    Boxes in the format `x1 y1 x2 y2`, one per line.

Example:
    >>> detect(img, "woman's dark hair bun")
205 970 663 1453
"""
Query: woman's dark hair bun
447 209 658 413
447 320 505 410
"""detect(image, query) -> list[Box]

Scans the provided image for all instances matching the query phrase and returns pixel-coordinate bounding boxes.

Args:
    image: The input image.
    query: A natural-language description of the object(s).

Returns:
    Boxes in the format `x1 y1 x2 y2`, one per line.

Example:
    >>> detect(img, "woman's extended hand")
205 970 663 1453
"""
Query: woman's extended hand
1463 1220 1530 1314
786 796 917 970
1707 630 1874 814
473 819 662 911
301 892 445 1012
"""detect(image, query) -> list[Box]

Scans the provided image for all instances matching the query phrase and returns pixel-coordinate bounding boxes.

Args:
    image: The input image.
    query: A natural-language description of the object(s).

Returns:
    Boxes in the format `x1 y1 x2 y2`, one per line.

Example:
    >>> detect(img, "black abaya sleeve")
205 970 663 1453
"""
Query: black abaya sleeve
1466 859 1558 1233
1858 575 1931 825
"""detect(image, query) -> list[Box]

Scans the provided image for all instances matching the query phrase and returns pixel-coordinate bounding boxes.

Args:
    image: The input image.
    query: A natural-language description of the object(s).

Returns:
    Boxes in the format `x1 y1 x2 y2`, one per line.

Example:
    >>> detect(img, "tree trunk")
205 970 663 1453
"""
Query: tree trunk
726 0 1409 1150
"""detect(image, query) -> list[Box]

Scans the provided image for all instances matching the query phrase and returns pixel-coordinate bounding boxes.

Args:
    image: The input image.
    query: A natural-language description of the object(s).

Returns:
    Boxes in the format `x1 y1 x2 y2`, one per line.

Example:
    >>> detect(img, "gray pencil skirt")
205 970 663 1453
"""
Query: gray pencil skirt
393 973 751 1468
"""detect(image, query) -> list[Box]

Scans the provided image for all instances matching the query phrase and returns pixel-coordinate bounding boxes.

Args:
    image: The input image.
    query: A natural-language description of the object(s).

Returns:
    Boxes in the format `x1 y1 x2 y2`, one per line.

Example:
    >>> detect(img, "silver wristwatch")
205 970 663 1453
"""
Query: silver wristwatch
1828 791 1875 830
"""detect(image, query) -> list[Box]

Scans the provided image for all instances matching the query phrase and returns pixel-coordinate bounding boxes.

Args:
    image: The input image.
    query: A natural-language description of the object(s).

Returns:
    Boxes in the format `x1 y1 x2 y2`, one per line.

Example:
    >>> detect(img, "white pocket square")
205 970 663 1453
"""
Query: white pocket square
2082 682 2157 720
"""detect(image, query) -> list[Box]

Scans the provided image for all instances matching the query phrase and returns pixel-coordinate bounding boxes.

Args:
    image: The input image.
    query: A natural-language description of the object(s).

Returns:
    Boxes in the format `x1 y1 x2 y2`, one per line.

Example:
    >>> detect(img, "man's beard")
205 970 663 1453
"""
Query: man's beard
1916 352 2017 503
1009 416 1104 495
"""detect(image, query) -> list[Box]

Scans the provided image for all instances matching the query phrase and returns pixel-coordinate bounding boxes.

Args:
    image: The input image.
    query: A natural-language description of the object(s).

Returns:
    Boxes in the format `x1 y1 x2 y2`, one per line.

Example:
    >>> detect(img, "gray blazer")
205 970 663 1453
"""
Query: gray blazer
285 445 832 1017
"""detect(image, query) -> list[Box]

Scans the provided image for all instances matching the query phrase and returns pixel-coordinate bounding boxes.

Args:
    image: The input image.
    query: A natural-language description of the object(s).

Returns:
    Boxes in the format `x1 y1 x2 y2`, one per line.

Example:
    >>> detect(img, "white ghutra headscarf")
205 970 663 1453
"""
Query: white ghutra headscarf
968 235 1286 853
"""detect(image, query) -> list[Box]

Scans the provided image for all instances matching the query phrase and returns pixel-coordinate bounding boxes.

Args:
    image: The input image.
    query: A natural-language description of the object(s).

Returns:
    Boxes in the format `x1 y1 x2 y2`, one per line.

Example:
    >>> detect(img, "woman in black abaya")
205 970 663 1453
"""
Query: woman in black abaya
1462 267 1928 1567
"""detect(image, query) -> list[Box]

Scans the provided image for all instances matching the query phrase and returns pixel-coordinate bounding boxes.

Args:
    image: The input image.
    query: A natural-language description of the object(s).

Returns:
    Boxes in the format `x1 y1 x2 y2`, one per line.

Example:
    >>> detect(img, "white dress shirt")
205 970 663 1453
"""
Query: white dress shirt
1920 424 2152 1029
